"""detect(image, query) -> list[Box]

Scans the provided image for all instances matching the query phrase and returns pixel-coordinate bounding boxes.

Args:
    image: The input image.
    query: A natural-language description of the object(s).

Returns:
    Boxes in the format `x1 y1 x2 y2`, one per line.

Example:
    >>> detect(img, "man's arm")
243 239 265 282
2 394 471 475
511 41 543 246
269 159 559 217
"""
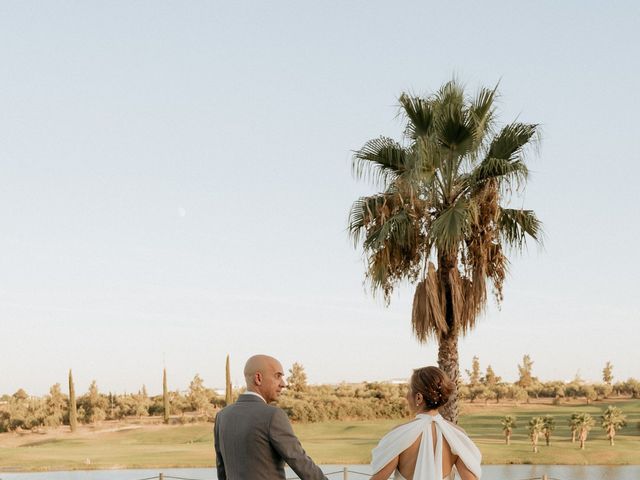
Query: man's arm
213 416 227 480
269 408 328 480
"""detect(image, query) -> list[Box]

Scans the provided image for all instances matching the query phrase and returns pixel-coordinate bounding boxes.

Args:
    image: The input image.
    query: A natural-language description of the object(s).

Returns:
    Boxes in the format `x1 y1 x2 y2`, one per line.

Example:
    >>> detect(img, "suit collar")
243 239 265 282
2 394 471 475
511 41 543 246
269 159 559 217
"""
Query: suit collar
237 393 268 403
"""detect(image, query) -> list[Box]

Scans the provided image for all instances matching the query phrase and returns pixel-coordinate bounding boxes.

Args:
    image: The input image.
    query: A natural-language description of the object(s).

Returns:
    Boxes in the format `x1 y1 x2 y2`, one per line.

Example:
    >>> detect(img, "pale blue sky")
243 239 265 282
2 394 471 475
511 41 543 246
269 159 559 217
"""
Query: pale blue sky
1 2 638 396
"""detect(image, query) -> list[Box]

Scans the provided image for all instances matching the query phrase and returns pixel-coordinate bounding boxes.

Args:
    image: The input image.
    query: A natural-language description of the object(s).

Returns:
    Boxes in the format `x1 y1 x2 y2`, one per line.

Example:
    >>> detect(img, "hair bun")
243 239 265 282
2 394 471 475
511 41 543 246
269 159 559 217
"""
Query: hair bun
411 366 454 410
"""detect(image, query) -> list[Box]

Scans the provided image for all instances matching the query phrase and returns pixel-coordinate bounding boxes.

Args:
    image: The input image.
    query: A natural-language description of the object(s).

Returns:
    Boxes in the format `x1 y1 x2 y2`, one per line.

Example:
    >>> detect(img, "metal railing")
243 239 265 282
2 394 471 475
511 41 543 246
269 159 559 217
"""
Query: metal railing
133 471 562 480
287 468 371 479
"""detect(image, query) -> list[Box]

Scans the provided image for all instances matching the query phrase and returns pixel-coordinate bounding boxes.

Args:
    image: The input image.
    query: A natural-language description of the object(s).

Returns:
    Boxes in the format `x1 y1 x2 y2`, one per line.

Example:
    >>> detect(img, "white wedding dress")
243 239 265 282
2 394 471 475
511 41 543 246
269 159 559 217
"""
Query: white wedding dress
371 413 482 480
394 472 451 480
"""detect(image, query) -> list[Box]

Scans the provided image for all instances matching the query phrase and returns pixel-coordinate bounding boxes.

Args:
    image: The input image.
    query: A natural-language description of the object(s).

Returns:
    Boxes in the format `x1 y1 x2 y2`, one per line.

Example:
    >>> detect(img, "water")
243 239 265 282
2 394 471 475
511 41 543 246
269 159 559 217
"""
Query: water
1 465 639 480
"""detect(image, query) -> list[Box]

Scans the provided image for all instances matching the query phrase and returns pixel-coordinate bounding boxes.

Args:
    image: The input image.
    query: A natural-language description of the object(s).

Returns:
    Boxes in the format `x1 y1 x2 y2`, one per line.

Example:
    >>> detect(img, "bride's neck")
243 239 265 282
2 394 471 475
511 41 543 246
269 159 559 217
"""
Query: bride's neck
417 408 439 416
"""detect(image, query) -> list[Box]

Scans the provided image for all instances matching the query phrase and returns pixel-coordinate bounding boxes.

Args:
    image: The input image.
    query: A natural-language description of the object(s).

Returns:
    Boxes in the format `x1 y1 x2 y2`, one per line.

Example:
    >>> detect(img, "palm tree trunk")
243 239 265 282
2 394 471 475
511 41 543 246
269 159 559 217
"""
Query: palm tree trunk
438 253 459 424
438 329 459 423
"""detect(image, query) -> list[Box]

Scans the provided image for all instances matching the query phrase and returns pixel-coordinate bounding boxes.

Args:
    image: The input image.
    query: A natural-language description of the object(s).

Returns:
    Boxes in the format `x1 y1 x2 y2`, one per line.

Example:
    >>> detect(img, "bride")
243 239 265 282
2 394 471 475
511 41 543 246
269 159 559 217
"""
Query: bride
370 366 481 480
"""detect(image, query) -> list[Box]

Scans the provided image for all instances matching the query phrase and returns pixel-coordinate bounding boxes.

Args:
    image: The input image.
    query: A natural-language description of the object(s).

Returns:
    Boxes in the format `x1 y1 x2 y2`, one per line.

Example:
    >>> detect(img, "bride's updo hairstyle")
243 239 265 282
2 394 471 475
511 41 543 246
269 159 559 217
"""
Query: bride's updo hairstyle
411 366 455 410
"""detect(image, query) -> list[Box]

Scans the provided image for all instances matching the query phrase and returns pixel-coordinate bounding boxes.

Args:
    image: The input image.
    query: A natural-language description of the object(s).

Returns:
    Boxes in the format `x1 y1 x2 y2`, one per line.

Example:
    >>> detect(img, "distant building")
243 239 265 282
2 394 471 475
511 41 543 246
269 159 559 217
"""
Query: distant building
388 378 408 385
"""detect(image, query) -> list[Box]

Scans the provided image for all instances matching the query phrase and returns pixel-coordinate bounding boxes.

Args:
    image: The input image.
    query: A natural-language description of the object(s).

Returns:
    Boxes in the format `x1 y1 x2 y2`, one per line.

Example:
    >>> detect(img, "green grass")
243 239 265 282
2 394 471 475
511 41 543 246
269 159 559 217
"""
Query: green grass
458 399 640 465
0 425 216 472
1 399 638 471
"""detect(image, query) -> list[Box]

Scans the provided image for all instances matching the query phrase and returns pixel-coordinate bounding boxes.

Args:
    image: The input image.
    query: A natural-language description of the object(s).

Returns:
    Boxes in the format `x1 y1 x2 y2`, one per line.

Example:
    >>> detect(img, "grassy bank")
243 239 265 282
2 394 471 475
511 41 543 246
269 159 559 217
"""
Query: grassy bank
457 398 640 465
1 399 638 471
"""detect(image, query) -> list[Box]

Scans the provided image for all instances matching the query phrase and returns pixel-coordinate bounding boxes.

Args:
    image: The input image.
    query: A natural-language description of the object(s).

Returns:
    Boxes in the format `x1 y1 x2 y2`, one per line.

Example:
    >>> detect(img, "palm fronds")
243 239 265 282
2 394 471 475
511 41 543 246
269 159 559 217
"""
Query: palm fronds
499 208 543 248
468 85 498 145
399 94 434 140
471 156 529 187
348 193 396 246
488 122 539 165
412 262 447 341
352 137 409 188
429 198 472 252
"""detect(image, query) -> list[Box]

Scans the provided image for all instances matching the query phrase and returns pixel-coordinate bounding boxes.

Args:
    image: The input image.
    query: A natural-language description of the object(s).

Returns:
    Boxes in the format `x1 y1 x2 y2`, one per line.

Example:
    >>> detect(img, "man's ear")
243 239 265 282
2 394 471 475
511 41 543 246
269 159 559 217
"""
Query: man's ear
254 372 263 386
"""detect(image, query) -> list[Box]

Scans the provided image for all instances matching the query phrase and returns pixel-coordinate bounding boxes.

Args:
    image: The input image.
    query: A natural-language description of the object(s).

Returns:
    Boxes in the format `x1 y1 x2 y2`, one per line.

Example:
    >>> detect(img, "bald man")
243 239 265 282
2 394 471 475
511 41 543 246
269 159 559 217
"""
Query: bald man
214 355 327 480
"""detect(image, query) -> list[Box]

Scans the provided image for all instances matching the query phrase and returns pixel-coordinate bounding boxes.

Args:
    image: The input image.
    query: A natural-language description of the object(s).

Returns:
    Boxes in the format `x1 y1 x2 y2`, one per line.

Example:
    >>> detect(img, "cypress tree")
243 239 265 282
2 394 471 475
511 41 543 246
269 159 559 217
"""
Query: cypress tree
163 368 170 424
225 354 233 406
68 369 78 432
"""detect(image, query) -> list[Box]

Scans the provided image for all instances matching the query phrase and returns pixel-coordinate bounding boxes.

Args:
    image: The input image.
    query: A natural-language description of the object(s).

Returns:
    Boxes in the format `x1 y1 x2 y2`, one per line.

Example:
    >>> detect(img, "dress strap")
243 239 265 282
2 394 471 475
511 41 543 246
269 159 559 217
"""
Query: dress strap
414 414 442 480
419 413 483 479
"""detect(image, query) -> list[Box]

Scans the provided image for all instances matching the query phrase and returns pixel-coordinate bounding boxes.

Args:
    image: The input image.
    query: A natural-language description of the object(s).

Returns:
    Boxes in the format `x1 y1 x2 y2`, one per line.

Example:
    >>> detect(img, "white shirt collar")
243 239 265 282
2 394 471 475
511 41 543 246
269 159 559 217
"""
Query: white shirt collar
244 390 266 402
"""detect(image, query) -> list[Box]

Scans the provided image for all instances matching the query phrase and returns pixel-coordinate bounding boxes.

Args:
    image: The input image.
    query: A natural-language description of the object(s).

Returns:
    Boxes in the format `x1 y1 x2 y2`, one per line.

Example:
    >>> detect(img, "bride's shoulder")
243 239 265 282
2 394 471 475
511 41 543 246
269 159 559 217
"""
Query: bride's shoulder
388 417 423 432
444 419 469 435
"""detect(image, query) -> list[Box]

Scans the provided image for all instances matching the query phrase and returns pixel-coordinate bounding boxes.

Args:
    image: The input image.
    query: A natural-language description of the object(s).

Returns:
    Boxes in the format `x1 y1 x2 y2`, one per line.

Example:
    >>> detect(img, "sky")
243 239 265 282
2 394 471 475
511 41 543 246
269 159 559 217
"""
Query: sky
1 1 639 396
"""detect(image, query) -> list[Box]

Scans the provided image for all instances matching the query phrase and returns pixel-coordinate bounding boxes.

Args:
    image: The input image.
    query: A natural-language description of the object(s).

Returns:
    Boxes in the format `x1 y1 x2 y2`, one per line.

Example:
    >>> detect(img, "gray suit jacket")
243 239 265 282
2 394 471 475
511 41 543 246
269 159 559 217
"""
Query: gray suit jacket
214 394 327 480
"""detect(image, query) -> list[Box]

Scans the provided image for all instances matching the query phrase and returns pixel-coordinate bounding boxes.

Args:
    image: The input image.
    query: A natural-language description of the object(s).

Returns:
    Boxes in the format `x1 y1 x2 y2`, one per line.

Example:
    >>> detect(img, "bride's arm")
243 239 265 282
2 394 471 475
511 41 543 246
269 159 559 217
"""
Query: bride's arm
454 456 478 480
370 455 399 480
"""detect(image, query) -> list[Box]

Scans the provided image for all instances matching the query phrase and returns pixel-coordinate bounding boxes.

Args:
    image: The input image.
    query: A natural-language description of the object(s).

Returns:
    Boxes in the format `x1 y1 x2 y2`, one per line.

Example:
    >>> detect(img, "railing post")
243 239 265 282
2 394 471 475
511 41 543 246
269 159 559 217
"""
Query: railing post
343 466 348 479
542 475 548 480
159 473 164 480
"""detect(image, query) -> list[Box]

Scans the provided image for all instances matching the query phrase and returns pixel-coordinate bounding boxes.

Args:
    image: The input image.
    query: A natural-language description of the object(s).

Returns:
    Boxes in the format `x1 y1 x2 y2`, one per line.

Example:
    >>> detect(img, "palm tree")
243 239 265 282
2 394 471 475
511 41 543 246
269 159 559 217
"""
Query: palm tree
568 413 580 443
542 415 555 446
601 405 626 446
574 412 595 449
500 415 517 445
349 80 542 422
528 416 545 453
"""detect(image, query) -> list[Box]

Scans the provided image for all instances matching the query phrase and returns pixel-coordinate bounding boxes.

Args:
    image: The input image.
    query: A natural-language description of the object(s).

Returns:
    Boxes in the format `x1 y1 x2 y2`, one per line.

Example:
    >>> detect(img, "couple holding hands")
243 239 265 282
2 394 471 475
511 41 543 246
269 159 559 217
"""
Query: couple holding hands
214 355 481 480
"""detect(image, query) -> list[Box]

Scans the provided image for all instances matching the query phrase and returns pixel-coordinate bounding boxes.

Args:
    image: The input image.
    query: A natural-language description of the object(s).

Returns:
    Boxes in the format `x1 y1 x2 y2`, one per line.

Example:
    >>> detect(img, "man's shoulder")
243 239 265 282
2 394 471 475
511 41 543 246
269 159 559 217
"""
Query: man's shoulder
218 396 283 417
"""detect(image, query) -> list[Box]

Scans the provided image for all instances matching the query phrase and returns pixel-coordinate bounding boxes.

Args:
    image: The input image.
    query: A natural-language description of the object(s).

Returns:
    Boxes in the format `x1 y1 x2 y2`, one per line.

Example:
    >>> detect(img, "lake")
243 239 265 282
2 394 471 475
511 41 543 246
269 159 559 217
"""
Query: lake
1 465 640 480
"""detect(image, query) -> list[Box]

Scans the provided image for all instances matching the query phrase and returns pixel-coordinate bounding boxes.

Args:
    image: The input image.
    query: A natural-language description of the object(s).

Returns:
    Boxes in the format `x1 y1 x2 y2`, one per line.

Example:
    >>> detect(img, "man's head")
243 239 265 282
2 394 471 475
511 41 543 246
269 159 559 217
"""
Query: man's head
244 354 286 403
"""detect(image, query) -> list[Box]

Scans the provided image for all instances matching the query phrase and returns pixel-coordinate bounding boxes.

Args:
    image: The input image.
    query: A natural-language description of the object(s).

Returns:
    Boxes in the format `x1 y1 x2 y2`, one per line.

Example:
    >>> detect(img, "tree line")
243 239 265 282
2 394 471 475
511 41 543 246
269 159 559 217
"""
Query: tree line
458 356 639 404
1 358 637 432
0 372 219 432
0 355 236 433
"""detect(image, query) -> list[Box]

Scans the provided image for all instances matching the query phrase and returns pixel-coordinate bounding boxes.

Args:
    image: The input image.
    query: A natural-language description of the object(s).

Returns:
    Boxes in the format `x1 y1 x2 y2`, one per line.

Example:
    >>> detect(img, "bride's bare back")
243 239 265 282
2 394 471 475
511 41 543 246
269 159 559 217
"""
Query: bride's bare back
398 421 457 479
372 420 478 480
